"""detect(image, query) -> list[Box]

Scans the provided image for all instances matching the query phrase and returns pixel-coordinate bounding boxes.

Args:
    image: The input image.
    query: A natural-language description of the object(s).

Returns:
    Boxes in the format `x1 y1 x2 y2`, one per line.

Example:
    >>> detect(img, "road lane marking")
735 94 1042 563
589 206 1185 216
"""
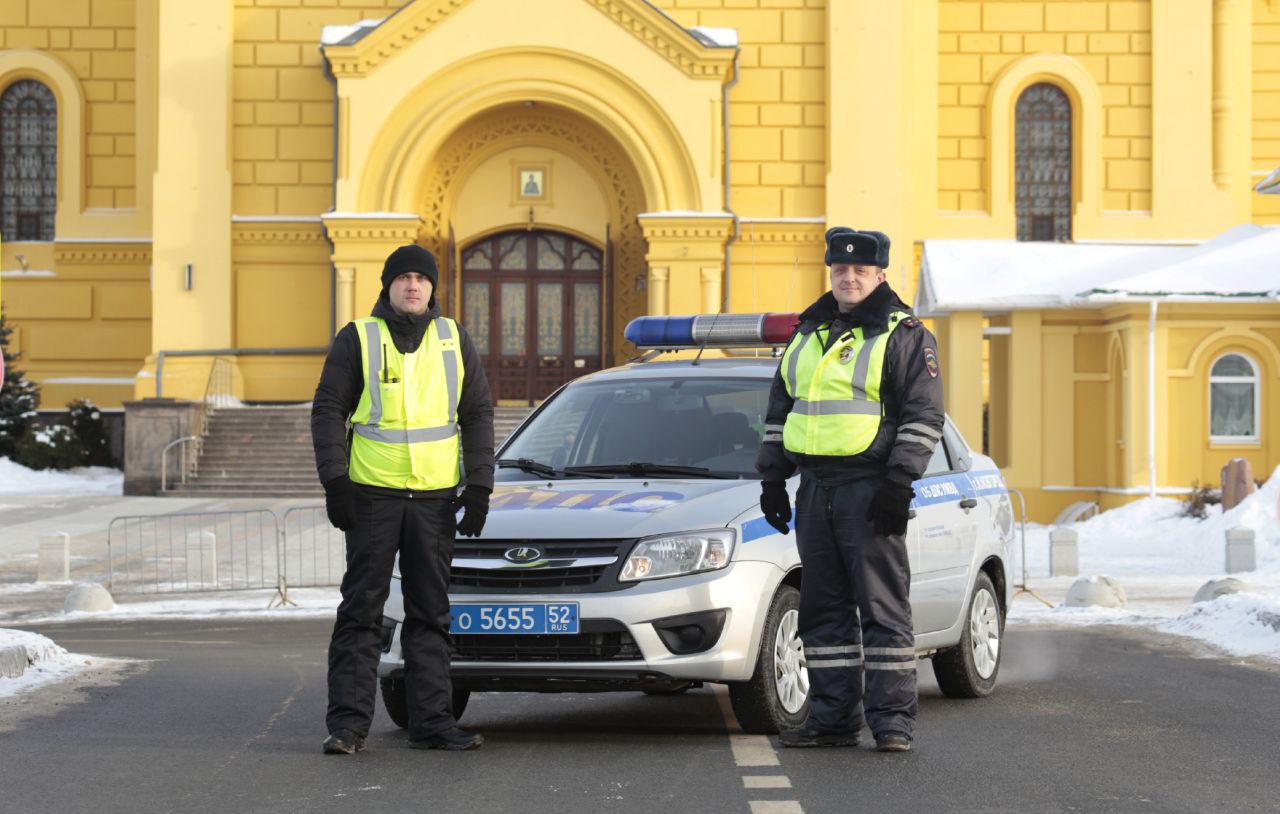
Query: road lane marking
749 802 804 814
730 734 781 767
743 776 792 789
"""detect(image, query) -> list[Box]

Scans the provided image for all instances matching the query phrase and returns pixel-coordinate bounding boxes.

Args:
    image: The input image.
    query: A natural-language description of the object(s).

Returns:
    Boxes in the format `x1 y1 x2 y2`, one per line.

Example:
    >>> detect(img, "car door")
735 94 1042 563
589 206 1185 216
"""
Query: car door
909 420 980 634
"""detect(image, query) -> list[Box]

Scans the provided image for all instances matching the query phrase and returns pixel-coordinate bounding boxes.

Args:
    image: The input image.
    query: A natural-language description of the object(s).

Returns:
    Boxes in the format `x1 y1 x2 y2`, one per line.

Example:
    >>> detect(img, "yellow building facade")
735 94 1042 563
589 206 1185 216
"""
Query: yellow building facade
1 0 1278 516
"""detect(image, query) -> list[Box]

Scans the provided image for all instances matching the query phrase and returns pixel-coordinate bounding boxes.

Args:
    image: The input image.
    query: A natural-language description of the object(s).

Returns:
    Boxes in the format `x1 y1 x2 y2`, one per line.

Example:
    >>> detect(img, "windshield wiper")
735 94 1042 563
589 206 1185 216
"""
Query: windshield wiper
497 458 562 478
563 462 741 480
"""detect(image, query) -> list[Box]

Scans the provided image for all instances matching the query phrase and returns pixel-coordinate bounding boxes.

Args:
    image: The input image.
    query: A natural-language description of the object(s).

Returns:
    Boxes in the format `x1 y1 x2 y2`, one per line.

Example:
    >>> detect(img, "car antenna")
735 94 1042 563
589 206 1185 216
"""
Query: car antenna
692 311 724 366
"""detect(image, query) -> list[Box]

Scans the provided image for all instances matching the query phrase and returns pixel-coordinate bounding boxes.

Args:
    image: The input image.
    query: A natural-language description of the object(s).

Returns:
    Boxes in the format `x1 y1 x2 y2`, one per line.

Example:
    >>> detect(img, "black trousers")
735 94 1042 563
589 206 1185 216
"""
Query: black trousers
794 476 917 736
326 489 456 739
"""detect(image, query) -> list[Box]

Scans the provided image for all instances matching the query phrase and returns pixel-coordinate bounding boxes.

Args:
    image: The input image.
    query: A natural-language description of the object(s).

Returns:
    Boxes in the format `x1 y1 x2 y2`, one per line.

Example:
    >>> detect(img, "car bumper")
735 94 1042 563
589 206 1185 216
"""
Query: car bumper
378 559 784 684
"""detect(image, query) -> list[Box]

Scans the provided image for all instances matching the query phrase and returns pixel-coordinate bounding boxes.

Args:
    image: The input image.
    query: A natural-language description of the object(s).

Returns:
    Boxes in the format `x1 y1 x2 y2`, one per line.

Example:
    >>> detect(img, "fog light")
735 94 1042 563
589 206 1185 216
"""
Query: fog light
651 609 728 655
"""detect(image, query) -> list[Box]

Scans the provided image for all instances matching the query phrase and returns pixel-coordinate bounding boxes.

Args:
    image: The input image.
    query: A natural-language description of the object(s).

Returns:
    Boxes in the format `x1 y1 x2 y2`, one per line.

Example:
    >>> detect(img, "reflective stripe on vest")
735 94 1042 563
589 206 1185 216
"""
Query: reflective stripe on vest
780 312 907 457
348 316 464 490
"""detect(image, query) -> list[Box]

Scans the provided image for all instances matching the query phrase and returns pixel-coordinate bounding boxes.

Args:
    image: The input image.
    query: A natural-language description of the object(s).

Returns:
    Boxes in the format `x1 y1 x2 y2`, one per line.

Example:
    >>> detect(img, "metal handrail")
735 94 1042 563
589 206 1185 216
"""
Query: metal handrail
160 435 199 492
154 346 328 398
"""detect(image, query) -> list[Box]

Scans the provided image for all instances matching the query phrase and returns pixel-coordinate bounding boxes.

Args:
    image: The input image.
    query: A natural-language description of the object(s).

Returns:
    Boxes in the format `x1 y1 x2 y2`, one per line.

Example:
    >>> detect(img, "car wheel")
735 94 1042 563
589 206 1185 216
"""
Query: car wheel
728 584 810 734
379 677 472 728
931 570 1003 698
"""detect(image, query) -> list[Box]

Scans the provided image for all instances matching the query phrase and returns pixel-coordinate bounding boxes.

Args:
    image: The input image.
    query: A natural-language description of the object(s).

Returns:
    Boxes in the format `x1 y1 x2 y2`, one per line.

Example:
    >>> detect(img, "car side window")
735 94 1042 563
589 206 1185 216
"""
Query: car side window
923 436 951 476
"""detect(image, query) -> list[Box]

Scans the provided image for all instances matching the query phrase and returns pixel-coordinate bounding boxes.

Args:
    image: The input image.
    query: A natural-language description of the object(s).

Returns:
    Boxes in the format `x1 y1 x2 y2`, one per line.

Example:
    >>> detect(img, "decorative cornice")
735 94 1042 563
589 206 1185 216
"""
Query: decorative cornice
53 245 152 265
582 0 735 80
640 215 735 242
322 0 474 77
323 214 423 260
736 221 826 245
232 221 328 245
322 0 733 81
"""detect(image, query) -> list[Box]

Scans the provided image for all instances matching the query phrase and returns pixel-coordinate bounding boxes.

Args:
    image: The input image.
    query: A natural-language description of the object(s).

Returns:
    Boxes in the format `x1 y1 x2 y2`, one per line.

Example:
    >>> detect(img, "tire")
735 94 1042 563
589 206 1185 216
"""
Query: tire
379 677 472 729
931 571 1003 698
727 585 810 734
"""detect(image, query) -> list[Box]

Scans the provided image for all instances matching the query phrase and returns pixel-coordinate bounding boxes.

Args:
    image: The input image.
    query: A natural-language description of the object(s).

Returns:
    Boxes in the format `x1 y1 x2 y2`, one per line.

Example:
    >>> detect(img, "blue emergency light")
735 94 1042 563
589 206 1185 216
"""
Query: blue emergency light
624 313 799 349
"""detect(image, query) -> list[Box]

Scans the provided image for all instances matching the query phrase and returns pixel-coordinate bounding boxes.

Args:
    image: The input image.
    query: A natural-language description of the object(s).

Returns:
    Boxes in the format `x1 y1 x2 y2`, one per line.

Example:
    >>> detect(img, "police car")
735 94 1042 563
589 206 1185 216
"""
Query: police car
378 313 1014 734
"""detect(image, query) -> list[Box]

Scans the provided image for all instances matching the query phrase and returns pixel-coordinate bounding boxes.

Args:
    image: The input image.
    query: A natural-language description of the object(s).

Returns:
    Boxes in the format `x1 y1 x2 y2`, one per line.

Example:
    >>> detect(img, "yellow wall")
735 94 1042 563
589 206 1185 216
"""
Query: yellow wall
938 0 1153 213
1255 0 1280 224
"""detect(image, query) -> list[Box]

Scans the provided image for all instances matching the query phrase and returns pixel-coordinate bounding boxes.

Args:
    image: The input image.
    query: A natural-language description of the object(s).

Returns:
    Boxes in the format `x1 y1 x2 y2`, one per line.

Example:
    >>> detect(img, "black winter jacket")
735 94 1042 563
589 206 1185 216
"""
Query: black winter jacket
755 282 944 488
311 294 495 497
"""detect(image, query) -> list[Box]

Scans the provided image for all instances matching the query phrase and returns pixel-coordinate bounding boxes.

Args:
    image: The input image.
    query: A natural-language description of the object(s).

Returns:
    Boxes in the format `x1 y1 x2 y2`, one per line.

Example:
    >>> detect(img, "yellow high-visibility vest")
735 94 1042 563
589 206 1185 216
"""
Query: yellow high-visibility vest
348 316 464 490
780 312 908 457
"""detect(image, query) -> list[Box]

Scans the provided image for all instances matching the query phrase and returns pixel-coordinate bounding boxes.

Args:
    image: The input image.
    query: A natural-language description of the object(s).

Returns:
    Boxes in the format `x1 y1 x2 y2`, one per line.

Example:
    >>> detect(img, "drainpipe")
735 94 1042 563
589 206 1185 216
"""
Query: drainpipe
1147 299 1158 498
721 51 740 312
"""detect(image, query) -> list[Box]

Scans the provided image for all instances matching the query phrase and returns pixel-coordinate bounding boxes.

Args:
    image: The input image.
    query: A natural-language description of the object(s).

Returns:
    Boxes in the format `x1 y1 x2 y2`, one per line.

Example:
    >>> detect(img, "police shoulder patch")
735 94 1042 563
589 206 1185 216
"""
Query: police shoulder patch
923 346 939 378
901 316 921 329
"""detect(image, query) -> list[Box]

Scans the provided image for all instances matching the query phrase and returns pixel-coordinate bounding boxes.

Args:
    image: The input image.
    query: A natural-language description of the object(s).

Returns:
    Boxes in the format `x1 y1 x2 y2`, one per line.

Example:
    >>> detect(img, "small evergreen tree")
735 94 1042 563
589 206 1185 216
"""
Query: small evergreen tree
0 307 40 459
67 399 115 467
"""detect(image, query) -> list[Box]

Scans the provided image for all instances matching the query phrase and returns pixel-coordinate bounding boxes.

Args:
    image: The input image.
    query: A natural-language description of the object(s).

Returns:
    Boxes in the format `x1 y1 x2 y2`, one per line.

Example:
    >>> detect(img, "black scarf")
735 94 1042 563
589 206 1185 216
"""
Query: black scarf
370 294 441 354
798 282 909 348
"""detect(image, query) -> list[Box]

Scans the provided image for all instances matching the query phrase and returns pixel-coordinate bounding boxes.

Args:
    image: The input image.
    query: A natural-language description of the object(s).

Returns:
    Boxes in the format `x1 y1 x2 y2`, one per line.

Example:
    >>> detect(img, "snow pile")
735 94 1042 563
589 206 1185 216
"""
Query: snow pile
0 456 123 496
1157 591 1280 659
1015 465 1280 579
0 628 100 698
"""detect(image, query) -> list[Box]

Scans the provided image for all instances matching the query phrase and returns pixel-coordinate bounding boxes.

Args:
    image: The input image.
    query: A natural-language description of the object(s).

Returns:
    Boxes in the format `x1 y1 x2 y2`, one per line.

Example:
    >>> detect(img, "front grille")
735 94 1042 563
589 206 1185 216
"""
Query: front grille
450 620 640 662
449 539 633 593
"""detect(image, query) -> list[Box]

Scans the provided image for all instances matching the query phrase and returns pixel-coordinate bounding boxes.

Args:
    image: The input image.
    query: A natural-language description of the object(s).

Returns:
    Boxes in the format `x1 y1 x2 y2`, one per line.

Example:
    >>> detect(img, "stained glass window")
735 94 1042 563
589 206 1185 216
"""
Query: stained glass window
498 234 527 270
537 283 563 356
571 240 602 270
500 282 526 355
574 283 601 356
462 243 492 270
536 235 565 270
1 80 57 242
1015 83 1072 242
463 282 490 354
1210 353 1259 441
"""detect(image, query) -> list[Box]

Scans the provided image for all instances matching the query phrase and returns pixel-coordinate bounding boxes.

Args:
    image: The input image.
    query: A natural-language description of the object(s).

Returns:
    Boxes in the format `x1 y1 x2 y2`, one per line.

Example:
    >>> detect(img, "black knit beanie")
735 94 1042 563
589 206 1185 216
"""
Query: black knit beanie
381 244 439 296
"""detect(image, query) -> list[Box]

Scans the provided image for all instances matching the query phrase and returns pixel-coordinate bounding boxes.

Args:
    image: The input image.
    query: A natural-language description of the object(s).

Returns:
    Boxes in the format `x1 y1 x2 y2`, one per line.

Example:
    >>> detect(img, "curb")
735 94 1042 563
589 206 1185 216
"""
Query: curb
0 645 28 679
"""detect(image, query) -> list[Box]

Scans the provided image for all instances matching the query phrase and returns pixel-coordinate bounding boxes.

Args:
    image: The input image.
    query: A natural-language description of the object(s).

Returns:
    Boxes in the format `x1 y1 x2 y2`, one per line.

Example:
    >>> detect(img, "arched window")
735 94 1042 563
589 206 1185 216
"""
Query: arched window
1015 82 1071 242
1 79 58 241
1209 353 1260 442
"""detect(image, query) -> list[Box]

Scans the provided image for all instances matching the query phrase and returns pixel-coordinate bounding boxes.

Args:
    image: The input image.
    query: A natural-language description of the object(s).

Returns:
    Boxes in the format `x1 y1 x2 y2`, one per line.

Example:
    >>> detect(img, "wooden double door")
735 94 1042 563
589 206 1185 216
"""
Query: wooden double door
459 230 608 403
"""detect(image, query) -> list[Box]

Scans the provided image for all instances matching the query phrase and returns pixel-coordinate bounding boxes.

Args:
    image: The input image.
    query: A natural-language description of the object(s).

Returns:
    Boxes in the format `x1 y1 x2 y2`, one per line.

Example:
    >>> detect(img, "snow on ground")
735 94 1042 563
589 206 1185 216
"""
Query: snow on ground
15 587 341 625
0 457 123 496
1009 466 1280 661
0 628 110 699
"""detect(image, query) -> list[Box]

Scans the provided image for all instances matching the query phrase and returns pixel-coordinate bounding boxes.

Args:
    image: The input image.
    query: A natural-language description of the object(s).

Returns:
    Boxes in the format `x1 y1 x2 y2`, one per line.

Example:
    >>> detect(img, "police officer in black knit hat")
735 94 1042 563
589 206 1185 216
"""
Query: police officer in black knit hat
312 243 494 753
756 227 944 752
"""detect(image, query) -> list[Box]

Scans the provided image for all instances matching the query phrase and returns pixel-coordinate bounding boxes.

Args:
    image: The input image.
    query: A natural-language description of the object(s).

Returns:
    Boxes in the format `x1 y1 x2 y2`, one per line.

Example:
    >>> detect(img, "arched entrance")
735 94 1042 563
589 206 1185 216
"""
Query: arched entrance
460 229 606 402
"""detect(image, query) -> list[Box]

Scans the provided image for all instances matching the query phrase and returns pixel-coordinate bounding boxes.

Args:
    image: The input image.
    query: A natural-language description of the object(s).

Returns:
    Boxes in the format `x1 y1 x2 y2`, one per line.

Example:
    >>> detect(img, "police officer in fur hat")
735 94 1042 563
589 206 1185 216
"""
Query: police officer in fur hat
312 243 494 753
756 227 944 752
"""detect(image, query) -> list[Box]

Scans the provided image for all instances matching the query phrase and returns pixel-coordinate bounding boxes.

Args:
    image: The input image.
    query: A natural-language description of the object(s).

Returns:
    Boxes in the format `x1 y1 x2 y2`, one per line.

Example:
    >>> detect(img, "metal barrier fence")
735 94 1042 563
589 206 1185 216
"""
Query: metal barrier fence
107 509 289 595
280 506 346 589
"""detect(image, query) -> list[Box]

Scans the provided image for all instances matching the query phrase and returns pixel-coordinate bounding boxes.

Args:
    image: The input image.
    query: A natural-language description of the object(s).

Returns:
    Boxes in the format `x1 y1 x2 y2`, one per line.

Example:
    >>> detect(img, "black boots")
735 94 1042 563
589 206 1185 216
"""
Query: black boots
407 727 485 751
322 729 367 755
778 722 861 748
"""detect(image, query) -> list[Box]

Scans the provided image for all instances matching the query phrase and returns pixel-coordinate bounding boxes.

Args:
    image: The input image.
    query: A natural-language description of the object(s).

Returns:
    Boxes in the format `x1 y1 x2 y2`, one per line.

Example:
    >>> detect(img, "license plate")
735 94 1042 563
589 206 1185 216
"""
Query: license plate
449 603 580 635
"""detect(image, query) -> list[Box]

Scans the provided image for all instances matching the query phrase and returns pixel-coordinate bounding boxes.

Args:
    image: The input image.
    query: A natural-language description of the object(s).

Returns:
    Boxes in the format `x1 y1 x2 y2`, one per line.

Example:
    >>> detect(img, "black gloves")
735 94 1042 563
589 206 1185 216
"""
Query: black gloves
867 480 915 537
323 474 358 531
454 485 491 538
760 481 792 536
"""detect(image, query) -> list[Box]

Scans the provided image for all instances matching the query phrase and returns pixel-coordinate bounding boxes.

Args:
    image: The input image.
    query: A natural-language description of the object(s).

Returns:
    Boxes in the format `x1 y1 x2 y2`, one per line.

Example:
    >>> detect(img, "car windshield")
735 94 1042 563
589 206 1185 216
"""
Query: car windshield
500 376 772 479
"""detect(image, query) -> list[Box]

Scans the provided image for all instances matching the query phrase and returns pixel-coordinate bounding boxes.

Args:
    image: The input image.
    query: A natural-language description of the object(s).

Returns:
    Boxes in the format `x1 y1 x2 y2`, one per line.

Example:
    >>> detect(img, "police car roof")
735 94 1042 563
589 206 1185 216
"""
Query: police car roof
574 356 778 384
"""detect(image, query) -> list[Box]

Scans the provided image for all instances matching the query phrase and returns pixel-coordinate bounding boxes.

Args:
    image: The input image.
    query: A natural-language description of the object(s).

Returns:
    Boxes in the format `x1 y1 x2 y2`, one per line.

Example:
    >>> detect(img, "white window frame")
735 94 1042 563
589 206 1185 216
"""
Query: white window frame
1208 352 1261 445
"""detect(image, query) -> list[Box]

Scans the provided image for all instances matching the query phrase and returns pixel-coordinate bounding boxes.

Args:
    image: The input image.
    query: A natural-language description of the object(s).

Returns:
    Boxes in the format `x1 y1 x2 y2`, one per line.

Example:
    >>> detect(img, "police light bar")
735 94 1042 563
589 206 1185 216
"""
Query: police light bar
624 313 799 349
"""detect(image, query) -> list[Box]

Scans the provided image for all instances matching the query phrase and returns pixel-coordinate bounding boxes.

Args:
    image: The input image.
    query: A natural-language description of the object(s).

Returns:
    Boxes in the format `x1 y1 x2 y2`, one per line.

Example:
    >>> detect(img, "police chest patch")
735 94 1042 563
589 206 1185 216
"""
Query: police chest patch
923 346 939 378
839 346 854 364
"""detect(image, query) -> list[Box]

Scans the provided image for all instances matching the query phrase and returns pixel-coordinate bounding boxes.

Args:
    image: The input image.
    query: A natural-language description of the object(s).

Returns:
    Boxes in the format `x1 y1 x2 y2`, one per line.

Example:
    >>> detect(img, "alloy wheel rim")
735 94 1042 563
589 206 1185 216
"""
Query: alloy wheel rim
969 588 1000 679
773 608 810 714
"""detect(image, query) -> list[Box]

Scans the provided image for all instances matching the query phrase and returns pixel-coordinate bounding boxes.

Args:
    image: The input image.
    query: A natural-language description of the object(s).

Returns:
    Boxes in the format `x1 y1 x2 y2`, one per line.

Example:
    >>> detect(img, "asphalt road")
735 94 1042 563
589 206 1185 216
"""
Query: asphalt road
3 619 1278 814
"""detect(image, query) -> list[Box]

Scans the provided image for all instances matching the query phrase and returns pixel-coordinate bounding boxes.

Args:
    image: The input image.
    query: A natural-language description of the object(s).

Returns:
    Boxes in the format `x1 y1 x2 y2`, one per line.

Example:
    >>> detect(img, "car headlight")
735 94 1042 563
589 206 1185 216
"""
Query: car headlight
619 529 736 582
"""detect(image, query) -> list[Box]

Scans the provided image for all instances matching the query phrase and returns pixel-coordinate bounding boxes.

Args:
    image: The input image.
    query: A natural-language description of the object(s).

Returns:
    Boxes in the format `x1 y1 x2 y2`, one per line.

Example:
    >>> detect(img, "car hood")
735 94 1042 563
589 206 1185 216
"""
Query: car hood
476 478 761 540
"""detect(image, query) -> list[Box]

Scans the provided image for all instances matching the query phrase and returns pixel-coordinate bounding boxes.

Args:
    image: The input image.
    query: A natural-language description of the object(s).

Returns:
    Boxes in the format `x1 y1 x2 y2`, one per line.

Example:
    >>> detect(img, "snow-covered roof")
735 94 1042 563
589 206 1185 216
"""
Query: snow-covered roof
1256 166 1280 195
688 26 739 48
319 18 384 47
917 225 1280 315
